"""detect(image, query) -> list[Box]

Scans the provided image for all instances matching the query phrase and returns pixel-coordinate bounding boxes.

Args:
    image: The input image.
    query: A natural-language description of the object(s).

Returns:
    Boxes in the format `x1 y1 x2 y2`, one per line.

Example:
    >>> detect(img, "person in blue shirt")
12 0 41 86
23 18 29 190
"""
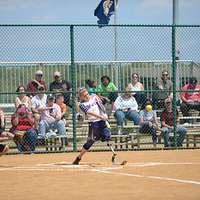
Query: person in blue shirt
139 100 160 148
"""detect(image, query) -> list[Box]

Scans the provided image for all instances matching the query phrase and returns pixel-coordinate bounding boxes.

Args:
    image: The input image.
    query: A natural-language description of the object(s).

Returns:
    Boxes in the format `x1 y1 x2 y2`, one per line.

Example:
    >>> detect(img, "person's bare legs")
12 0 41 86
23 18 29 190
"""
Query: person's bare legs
72 147 87 165
0 145 9 156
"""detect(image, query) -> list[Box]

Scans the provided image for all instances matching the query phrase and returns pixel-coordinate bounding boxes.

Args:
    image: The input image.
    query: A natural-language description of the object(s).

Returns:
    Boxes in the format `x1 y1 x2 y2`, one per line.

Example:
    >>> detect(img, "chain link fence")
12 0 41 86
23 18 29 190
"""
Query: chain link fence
0 24 199 154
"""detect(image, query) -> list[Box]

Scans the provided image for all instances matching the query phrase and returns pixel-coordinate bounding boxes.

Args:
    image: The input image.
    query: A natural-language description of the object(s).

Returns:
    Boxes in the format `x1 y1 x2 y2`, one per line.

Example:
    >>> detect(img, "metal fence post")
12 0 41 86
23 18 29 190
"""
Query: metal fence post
172 24 177 147
70 25 77 151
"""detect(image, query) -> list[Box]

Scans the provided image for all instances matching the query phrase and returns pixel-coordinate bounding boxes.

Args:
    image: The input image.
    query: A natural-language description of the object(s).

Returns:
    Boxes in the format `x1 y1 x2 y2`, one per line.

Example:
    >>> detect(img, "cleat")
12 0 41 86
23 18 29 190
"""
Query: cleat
120 160 127 165
72 156 81 165
111 153 117 163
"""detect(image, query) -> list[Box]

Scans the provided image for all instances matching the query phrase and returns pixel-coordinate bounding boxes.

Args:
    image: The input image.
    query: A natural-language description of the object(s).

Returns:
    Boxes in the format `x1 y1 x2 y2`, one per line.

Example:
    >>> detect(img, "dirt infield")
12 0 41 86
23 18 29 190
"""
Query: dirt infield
0 149 200 200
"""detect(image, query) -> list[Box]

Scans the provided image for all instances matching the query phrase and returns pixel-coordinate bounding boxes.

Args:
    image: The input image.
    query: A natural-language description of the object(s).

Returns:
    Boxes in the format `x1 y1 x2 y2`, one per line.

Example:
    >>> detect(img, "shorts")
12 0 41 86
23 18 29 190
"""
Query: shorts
88 120 111 142
0 144 6 152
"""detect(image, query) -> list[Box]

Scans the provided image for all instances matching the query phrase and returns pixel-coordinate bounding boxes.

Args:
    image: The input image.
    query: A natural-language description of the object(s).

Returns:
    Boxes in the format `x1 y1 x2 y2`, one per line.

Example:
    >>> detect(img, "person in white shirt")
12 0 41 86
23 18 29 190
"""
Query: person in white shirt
72 88 111 165
38 95 66 138
31 85 47 128
113 87 140 127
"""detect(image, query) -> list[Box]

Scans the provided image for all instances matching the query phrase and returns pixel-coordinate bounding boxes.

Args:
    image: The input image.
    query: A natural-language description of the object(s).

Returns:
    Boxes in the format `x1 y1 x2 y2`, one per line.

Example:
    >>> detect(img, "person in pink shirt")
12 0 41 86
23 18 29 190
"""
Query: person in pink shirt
180 77 200 123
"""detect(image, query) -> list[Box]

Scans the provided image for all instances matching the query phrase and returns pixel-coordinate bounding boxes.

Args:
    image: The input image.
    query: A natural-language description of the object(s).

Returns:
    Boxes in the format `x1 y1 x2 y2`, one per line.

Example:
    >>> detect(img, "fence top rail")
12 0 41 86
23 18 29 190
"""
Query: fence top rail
0 60 194 65
0 24 200 27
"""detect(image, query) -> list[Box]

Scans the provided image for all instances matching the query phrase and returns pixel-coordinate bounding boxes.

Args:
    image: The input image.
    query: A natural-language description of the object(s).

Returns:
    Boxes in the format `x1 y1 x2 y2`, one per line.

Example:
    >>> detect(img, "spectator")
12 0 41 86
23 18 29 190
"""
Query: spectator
180 77 200 123
97 75 118 104
152 70 173 109
27 70 47 97
0 107 14 139
55 93 67 120
15 86 32 110
31 85 47 128
49 71 72 107
85 79 98 95
139 100 160 148
160 97 187 147
38 95 67 139
127 73 145 105
0 107 15 155
10 104 37 152
113 87 140 131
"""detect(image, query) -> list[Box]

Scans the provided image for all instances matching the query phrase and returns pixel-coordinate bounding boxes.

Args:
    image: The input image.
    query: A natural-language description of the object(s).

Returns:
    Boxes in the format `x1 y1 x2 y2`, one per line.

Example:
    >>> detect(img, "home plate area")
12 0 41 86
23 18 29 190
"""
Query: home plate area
1 161 200 186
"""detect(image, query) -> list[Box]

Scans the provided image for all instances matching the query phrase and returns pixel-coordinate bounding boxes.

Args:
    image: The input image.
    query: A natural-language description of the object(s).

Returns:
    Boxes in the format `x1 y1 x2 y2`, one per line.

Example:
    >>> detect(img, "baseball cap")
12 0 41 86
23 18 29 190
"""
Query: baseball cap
47 94 55 101
35 70 43 75
54 71 61 77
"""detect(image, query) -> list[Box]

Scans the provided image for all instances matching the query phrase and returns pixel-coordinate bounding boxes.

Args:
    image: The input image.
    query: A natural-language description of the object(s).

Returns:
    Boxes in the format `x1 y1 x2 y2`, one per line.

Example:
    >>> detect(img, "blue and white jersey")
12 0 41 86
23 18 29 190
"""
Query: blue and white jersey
79 94 106 122
139 110 157 123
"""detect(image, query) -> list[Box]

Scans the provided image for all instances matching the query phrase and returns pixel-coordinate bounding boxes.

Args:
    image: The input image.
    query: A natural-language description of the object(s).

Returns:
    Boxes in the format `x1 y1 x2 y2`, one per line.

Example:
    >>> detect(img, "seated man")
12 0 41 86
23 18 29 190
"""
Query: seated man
49 71 72 107
180 77 200 123
152 70 172 109
27 70 47 97
113 88 140 132
160 97 187 147
38 95 67 139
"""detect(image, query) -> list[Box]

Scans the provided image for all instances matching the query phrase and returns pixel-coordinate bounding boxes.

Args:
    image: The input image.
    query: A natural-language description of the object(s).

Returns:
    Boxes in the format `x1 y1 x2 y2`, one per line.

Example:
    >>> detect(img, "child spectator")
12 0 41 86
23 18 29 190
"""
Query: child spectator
139 100 160 148
56 93 67 120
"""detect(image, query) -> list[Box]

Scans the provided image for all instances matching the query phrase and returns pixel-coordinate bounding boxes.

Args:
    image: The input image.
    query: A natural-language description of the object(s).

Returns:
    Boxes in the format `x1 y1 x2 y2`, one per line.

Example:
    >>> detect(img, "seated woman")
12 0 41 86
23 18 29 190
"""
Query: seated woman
10 104 37 152
127 73 145 106
15 86 32 110
139 100 160 148
113 87 140 132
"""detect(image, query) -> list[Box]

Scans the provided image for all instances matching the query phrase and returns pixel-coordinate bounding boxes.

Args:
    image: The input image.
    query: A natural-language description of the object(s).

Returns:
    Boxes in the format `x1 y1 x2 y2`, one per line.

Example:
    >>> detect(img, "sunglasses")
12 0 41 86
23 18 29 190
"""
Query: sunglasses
162 73 168 76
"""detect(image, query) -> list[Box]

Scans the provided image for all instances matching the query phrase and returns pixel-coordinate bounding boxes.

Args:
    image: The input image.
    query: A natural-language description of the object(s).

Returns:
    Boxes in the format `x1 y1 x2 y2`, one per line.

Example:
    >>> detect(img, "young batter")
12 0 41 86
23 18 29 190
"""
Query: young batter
72 88 111 165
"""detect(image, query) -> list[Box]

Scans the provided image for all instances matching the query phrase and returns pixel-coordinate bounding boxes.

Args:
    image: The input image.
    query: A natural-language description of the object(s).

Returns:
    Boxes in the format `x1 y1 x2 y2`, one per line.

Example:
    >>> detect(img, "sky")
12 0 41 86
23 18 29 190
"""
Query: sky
0 0 200 62
0 0 200 25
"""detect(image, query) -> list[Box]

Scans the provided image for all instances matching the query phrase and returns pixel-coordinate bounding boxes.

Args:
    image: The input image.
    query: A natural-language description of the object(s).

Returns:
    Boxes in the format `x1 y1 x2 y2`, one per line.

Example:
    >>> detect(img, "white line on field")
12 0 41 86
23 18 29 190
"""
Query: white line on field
92 169 200 185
